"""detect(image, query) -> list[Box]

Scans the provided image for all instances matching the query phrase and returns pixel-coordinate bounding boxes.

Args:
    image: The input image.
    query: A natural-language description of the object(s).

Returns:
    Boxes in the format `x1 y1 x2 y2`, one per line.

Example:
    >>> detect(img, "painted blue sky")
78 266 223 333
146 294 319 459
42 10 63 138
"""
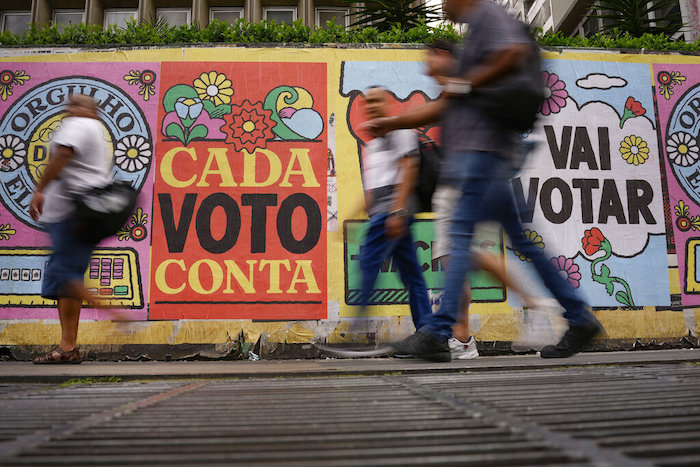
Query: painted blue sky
543 59 655 127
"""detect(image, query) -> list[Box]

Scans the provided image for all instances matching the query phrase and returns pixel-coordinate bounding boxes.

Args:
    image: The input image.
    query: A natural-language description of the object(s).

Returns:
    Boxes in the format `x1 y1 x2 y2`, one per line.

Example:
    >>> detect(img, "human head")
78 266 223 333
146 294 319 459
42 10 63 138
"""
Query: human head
67 94 98 119
364 86 389 120
442 0 478 22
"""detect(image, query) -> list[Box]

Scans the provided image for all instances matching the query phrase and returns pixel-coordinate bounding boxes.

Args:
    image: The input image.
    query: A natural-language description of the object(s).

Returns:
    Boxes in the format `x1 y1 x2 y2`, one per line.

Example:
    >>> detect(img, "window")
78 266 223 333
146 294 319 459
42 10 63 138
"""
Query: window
157 8 191 27
104 9 137 29
53 9 84 27
1 11 30 35
316 8 348 28
263 7 296 25
210 8 243 24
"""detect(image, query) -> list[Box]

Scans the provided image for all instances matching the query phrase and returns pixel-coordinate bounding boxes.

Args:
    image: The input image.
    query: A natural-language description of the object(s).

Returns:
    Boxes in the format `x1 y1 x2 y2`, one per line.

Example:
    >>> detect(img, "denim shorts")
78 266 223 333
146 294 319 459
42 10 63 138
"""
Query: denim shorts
41 220 96 300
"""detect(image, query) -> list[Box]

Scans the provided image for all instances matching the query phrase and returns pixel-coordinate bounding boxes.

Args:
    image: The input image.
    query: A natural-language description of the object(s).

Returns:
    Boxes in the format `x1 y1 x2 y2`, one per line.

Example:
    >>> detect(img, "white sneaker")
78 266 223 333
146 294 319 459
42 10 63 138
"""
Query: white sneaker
448 336 479 360
512 299 564 352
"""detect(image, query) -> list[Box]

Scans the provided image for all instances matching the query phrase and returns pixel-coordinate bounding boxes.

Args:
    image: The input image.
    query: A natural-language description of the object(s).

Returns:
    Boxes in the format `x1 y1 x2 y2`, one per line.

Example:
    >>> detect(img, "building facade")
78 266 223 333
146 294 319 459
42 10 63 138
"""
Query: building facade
0 0 370 34
499 0 700 41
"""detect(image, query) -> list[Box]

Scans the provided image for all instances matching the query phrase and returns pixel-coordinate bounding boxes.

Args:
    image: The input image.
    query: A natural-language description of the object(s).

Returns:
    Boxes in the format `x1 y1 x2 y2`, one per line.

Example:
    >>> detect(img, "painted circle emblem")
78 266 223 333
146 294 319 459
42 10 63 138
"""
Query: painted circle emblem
666 83 700 205
0 76 151 228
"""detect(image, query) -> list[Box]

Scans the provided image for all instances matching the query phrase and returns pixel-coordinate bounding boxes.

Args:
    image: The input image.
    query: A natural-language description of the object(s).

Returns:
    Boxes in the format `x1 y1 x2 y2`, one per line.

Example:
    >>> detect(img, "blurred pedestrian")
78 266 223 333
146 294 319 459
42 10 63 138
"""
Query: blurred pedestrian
425 40 536 360
29 94 111 364
365 0 603 361
355 85 432 333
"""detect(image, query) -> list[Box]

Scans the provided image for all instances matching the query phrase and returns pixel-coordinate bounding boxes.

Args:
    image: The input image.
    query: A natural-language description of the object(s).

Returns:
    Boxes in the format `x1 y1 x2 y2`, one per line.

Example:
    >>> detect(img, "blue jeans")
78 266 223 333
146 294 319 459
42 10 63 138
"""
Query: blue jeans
42 220 96 300
422 151 593 339
359 213 432 330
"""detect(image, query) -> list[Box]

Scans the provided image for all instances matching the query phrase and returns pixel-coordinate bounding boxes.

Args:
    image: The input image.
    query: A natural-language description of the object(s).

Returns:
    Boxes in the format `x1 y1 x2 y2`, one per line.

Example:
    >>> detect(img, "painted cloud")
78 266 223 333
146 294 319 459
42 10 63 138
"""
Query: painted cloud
576 73 628 90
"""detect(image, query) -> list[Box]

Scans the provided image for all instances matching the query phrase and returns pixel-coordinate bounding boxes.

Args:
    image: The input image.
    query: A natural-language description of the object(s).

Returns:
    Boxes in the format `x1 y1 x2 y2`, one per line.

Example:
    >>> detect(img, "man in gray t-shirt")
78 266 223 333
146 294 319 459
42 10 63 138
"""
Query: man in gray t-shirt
366 0 603 361
29 95 110 364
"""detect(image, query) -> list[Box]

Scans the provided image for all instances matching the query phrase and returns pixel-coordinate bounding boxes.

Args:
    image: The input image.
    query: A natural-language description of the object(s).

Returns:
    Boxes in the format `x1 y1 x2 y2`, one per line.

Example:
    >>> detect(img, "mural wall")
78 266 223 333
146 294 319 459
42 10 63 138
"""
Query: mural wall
0 47 698 347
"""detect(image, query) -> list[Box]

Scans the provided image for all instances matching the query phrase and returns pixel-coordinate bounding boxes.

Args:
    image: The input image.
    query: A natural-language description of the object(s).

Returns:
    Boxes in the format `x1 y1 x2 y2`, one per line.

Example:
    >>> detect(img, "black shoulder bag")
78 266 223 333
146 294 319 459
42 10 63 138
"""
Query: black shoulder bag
73 181 138 244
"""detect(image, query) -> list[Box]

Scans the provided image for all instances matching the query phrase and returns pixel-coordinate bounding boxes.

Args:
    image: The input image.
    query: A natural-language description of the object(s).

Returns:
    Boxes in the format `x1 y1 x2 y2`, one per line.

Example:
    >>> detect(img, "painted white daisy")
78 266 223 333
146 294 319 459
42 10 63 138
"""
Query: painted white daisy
114 135 151 172
0 135 26 171
667 131 700 167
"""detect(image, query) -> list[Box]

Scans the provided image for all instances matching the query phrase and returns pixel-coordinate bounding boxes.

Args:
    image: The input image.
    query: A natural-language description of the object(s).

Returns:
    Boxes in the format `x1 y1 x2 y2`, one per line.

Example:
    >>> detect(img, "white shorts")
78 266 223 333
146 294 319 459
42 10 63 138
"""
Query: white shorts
432 185 460 260
432 185 499 261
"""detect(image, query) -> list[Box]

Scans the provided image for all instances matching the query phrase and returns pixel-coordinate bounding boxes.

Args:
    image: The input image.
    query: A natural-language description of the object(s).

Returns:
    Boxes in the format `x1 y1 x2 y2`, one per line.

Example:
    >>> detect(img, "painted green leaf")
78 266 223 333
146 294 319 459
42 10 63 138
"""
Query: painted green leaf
615 291 631 306
165 122 186 143
203 100 232 118
592 264 614 295
162 84 198 112
186 124 208 144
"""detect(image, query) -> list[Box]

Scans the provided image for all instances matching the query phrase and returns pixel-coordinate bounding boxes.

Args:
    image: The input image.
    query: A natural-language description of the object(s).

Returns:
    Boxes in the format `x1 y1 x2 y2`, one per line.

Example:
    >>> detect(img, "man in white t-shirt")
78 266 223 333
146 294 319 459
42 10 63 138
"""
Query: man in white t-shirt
357 86 432 332
29 94 111 364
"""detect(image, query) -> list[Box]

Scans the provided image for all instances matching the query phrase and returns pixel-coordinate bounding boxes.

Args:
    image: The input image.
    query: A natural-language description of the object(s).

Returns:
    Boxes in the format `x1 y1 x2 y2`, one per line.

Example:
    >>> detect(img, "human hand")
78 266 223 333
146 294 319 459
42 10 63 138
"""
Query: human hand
360 117 394 138
385 213 407 239
29 192 44 221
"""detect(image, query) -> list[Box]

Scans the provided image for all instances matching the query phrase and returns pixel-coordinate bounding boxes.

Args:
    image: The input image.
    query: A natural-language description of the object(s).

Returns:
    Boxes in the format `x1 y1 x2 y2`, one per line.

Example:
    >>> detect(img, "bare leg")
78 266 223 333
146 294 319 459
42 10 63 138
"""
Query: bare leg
473 250 535 306
451 250 539 344
58 300 81 351
452 282 472 342
58 280 84 351
441 254 472 342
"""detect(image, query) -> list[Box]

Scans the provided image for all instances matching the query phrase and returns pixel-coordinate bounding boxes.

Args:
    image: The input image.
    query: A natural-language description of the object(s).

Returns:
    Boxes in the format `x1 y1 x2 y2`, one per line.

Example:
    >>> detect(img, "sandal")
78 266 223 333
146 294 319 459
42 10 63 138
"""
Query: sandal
33 346 82 364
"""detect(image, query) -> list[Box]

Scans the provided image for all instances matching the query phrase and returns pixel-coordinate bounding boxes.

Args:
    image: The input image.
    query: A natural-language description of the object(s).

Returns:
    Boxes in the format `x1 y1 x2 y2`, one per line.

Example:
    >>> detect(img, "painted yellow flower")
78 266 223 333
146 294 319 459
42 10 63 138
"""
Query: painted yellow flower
193 71 234 106
620 135 649 166
514 229 544 262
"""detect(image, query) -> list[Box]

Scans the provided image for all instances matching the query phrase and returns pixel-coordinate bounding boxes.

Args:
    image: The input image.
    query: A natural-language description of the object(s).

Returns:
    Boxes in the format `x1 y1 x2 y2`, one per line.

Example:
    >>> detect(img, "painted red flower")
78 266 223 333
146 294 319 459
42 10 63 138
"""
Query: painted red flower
581 227 606 256
224 100 274 153
620 96 646 128
625 96 646 117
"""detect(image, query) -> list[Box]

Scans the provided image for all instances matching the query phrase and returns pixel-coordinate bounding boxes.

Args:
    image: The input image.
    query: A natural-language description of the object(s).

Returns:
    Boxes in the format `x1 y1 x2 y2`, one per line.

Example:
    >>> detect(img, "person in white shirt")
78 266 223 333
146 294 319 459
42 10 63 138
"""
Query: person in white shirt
29 94 111 364
357 86 432 333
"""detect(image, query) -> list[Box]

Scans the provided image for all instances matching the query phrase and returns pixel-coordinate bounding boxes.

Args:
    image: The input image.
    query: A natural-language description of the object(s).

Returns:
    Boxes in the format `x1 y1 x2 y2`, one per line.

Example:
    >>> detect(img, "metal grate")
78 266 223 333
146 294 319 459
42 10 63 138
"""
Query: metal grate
1 364 699 465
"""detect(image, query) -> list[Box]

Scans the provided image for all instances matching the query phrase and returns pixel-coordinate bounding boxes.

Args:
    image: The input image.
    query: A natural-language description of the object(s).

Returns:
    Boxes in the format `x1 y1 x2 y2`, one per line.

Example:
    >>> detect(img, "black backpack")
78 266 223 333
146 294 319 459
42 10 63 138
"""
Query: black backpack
415 137 442 213
466 24 545 132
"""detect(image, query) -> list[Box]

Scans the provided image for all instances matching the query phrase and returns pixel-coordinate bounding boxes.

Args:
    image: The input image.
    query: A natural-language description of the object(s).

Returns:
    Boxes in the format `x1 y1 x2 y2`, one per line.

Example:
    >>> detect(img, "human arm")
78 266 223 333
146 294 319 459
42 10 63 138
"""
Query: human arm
29 144 74 221
385 153 419 239
362 99 447 138
442 43 531 97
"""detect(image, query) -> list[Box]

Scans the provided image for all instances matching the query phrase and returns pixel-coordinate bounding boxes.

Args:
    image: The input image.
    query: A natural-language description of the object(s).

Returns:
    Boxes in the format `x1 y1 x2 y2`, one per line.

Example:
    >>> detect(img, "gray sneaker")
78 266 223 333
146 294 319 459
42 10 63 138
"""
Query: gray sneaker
391 331 451 362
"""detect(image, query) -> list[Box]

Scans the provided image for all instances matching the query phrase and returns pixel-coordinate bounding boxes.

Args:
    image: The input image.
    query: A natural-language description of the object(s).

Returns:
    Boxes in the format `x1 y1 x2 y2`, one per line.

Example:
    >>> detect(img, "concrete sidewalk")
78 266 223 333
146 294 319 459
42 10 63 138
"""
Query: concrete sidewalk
1 348 699 383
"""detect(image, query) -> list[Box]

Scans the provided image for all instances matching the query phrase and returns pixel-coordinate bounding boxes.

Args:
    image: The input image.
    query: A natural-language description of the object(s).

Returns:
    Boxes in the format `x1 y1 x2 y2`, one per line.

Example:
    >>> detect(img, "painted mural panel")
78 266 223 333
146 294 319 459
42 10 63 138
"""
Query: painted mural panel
0 63 158 320
339 58 670 310
654 63 700 305
340 61 506 311
513 60 670 307
149 62 328 320
0 48 696 345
